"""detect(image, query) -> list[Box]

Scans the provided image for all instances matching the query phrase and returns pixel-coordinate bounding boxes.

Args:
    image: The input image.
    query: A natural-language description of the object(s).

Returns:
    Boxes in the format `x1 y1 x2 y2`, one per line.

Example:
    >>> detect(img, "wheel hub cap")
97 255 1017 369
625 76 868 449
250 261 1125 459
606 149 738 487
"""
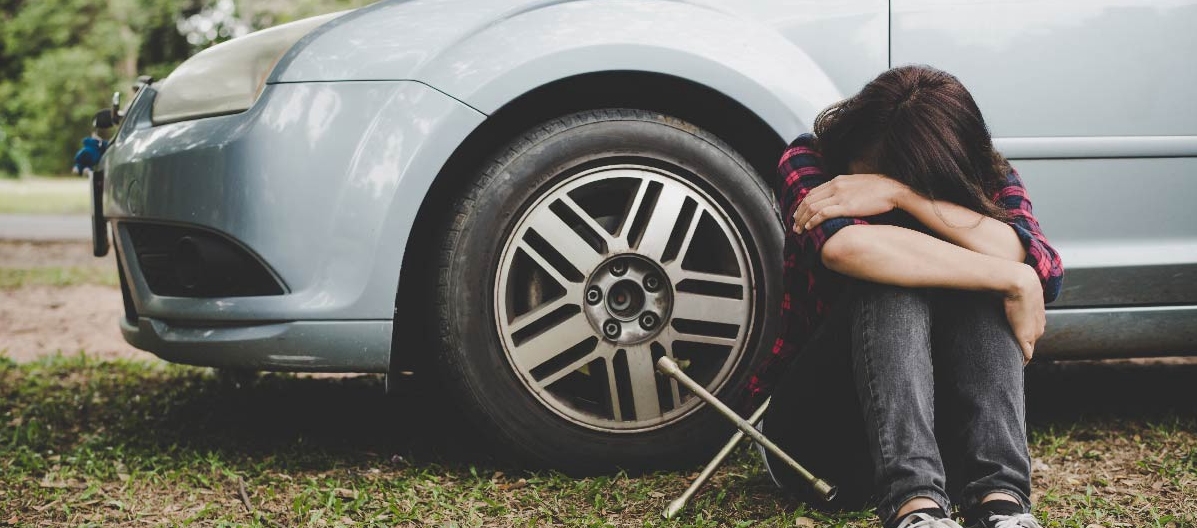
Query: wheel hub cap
494 165 755 431
584 256 672 345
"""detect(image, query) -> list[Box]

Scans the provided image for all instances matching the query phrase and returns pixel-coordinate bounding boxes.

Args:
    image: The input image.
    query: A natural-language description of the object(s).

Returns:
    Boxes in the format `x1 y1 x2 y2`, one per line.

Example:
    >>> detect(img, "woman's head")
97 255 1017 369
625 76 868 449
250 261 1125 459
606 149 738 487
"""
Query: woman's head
813 65 1009 219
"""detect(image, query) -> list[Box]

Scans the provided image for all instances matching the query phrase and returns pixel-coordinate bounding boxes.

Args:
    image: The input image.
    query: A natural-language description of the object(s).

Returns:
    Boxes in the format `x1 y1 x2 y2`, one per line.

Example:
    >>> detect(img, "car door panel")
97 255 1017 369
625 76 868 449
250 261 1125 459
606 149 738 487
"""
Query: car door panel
892 0 1197 312
890 0 1197 137
1009 157 1197 307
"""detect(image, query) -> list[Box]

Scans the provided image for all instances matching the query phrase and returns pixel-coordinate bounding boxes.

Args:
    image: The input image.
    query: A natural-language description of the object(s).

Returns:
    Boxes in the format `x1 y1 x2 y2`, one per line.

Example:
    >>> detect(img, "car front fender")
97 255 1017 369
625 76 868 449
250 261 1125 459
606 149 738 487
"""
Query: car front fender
272 0 844 140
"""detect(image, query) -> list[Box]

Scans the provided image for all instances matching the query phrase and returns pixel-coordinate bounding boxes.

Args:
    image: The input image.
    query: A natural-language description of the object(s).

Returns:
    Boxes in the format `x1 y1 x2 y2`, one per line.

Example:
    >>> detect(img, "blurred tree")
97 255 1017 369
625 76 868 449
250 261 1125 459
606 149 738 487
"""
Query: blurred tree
0 0 371 177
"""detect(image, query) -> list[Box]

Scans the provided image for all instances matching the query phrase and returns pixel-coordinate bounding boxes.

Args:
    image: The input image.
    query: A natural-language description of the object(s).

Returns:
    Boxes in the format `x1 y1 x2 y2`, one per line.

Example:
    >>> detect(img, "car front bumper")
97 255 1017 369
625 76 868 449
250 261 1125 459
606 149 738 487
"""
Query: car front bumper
119 316 394 371
103 80 485 371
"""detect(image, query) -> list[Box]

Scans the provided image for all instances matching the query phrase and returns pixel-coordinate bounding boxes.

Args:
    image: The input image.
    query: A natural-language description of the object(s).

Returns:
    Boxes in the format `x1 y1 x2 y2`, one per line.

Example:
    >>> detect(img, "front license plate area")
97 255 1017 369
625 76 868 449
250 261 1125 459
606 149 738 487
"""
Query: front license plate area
90 169 109 257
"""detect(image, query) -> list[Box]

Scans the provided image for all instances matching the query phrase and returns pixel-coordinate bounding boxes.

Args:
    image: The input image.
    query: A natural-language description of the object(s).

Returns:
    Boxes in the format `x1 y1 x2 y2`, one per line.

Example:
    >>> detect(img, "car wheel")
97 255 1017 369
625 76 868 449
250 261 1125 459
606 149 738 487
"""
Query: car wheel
433 108 783 472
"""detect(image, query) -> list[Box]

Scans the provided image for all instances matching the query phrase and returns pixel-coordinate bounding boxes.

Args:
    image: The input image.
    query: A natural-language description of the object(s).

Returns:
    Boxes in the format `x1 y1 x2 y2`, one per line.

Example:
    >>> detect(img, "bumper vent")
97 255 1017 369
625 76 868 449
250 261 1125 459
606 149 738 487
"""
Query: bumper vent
116 249 138 324
123 222 285 298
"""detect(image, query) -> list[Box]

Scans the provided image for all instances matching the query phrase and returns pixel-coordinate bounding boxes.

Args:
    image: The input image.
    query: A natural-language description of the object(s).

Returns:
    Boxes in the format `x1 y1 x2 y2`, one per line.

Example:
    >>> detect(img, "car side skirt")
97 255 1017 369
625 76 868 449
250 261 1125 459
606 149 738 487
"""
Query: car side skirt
1040 305 1197 360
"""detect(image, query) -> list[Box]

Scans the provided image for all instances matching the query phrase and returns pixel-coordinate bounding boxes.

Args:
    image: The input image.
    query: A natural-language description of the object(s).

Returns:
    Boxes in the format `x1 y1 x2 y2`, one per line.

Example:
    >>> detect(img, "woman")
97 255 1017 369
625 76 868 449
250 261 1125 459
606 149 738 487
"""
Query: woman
750 65 1064 528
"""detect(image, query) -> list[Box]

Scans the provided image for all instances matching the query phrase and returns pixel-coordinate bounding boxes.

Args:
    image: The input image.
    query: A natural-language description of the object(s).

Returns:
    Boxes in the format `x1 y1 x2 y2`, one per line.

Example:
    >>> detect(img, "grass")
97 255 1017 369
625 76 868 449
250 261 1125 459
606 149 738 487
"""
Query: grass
1 355 1194 527
0 176 90 214
0 266 118 288
1 354 866 527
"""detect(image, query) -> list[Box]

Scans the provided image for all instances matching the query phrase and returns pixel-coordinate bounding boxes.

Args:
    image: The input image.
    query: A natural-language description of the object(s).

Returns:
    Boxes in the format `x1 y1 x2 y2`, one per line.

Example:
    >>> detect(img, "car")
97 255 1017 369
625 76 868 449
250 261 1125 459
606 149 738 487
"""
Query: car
97 0 1197 472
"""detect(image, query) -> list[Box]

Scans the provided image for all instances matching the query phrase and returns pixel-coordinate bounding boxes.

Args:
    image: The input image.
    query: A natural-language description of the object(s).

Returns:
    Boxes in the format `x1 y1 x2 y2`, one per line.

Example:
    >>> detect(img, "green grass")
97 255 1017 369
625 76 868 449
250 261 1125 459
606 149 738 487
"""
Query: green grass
1 355 1194 527
0 266 118 288
0 176 90 214
0 355 877 527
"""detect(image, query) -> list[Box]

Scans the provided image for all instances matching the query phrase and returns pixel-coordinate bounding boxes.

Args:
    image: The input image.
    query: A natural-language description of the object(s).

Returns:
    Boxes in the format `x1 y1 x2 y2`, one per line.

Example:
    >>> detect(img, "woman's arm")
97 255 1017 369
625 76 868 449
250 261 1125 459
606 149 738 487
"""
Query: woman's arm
821 223 1033 293
822 223 1045 362
795 173 1025 261
795 170 1063 302
893 189 1026 262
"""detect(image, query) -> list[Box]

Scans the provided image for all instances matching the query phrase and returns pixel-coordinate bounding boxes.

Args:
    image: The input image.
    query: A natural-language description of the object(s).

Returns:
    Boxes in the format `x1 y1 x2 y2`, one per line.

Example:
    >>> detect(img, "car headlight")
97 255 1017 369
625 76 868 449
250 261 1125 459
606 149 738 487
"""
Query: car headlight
152 12 344 125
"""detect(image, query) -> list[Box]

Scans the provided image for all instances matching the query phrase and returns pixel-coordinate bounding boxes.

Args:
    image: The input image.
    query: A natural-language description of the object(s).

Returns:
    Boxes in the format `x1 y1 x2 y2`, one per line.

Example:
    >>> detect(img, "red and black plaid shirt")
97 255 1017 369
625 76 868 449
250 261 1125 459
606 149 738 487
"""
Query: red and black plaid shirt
745 134 1065 404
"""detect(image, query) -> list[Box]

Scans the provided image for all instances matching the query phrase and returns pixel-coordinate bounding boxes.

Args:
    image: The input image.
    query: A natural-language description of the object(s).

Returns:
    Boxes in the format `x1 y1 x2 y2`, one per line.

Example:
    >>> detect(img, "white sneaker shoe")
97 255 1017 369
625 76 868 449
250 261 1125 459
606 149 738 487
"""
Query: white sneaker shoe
980 512 1043 528
897 512 965 528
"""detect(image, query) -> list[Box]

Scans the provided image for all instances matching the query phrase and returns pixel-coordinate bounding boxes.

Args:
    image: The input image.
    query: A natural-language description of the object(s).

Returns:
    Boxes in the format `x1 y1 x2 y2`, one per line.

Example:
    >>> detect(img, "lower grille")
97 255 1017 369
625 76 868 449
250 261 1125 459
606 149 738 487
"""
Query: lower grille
116 246 138 324
122 222 285 298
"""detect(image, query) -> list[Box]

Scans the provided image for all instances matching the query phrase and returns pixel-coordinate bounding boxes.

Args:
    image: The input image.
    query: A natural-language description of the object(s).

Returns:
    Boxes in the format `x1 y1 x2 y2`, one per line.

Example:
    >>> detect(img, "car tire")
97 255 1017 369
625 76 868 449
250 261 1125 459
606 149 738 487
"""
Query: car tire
432 108 783 472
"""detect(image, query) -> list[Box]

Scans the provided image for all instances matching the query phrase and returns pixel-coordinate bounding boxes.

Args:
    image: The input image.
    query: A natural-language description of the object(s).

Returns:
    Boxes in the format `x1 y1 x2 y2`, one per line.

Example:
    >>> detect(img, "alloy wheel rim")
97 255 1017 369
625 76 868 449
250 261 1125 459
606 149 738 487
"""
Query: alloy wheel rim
494 164 755 432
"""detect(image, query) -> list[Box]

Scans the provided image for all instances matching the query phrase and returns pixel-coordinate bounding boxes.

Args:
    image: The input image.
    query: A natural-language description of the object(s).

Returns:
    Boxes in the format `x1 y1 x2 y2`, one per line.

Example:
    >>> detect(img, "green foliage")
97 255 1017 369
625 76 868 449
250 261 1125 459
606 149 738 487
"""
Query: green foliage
0 0 180 176
10 48 122 174
0 119 33 177
2 0 110 60
0 0 369 177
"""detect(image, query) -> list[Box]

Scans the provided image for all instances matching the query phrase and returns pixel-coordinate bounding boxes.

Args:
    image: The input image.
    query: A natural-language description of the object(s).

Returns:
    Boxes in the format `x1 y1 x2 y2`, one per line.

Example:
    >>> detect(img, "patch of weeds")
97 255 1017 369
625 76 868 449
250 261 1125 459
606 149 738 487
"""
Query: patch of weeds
0 266 118 288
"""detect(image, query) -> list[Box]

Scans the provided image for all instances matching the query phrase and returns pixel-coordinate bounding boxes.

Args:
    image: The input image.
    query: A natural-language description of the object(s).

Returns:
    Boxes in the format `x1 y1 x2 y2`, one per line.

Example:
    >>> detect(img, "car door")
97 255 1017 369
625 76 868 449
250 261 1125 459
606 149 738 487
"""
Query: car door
890 0 1197 358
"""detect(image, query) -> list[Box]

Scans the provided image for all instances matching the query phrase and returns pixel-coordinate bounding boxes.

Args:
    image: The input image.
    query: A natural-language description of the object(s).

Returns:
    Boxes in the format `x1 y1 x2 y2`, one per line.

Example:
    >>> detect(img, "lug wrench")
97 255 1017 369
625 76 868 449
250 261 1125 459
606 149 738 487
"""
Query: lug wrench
656 356 836 518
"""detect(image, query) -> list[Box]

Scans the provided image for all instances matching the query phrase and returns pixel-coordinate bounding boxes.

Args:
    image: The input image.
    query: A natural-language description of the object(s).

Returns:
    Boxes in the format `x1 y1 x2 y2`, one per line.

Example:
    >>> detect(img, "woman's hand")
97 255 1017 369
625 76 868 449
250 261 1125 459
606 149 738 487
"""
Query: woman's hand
793 174 910 234
1003 264 1046 364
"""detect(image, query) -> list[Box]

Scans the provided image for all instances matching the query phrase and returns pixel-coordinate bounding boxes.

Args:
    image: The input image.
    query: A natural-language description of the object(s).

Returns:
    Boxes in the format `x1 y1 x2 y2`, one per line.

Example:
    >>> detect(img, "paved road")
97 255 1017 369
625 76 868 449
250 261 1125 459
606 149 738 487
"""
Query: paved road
0 214 91 241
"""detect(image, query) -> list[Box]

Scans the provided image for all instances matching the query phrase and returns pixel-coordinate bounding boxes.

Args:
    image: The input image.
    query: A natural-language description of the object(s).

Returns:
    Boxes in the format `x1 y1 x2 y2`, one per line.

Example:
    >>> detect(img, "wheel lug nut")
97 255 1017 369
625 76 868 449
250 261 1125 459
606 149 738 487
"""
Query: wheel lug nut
602 319 622 339
585 286 603 305
643 274 661 292
610 260 627 276
639 312 659 330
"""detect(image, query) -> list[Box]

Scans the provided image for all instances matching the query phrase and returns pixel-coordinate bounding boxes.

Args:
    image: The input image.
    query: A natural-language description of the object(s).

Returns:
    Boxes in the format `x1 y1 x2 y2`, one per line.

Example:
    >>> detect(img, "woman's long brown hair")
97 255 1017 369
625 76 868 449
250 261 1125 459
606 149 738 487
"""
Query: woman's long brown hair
813 64 1011 221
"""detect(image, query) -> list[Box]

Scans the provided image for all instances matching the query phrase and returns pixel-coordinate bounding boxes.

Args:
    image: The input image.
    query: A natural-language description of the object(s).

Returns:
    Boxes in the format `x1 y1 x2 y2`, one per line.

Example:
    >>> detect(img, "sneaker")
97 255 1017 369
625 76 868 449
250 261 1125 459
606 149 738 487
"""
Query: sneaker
892 508 965 528
960 499 1042 528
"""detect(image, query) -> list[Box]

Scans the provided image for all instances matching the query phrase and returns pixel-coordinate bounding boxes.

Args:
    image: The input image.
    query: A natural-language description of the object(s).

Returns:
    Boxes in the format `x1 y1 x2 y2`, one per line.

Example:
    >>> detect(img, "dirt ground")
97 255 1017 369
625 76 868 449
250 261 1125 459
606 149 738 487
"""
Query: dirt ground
0 240 102 269
0 240 153 363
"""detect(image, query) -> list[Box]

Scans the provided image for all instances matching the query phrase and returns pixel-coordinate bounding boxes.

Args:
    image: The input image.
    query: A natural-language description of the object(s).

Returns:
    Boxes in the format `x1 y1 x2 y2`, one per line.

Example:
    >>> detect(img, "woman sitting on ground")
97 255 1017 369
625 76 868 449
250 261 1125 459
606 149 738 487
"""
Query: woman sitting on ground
751 65 1064 528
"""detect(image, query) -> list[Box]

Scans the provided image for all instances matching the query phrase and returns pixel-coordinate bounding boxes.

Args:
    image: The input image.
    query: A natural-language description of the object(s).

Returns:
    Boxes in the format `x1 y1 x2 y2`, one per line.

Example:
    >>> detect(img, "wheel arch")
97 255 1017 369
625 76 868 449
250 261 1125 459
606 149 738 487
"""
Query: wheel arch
275 0 847 134
389 71 790 373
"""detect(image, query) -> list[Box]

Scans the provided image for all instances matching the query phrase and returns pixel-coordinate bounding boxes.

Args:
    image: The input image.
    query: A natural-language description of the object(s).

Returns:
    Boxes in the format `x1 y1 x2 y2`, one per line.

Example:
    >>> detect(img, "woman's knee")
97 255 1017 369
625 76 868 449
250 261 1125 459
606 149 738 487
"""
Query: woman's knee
847 281 934 339
934 290 1013 336
932 290 1023 366
849 281 934 319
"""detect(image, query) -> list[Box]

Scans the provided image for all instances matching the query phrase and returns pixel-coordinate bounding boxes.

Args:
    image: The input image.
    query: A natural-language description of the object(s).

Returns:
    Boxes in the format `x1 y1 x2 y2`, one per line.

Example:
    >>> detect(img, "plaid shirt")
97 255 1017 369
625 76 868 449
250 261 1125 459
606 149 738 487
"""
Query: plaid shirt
745 134 1065 404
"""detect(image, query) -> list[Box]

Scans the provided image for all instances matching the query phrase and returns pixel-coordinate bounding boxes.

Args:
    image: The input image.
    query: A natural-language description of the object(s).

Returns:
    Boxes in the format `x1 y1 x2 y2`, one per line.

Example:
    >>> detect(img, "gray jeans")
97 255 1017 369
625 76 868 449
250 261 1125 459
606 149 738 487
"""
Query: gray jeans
848 281 1032 523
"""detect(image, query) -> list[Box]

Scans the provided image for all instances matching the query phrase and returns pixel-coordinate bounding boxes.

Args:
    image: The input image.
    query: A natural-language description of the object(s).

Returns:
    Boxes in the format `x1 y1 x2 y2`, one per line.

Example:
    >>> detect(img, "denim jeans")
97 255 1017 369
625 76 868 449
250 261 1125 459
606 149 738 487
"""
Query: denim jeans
762 280 1032 524
848 281 1032 523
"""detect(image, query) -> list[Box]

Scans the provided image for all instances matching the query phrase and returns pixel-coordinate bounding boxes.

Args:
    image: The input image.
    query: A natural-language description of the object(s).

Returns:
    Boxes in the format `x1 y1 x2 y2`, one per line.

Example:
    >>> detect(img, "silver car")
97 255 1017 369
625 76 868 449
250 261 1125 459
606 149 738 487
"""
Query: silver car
98 0 1197 471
